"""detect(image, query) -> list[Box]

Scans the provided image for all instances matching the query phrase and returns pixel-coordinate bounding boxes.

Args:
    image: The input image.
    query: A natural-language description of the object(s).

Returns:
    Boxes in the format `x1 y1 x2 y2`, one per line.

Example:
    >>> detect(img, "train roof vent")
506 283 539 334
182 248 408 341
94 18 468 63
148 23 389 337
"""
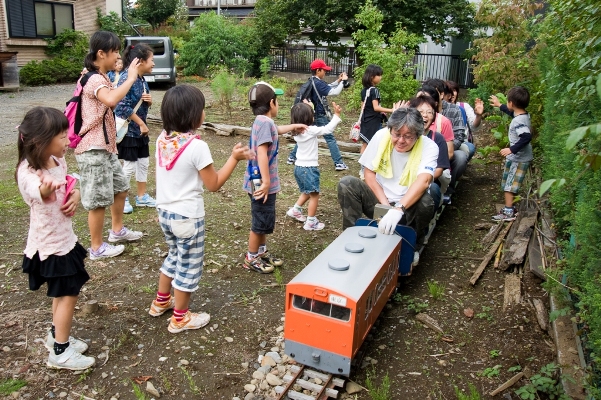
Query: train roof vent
358 229 377 238
344 243 364 253
328 259 350 271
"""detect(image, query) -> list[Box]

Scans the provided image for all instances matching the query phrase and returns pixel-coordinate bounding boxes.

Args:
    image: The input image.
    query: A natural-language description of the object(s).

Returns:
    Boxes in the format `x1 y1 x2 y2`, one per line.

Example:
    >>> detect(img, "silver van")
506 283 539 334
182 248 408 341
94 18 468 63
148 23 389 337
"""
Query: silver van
124 36 176 86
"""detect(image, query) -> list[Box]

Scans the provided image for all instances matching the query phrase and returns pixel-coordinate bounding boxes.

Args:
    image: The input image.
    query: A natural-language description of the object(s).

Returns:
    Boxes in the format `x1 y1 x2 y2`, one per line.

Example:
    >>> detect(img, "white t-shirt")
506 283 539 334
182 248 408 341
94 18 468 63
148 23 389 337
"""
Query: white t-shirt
359 128 439 203
155 139 213 218
294 115 341 167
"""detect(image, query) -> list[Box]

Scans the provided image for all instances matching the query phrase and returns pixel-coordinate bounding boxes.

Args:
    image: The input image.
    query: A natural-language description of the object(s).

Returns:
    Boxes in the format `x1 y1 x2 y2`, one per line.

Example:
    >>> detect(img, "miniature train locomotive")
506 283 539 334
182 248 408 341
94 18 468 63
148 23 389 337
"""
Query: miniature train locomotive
283 226 402 376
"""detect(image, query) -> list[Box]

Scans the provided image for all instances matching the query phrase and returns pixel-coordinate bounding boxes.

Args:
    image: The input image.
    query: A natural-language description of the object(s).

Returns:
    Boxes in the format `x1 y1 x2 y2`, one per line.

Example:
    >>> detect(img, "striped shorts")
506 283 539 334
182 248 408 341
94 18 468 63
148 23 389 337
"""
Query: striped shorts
501 160 530 194
157 209 205 292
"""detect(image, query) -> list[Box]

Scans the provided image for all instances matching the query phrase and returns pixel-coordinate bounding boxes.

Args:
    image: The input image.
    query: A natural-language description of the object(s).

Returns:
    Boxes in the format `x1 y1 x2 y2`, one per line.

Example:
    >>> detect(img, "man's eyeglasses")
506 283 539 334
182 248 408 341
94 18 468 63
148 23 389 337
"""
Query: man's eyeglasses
390 131 417 141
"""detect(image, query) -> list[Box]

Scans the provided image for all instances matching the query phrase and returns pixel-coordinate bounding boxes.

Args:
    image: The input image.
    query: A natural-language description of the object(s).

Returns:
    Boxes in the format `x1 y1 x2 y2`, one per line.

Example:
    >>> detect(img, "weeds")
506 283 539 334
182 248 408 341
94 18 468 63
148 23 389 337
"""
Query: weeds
365 370 391 400
454 383 481 400
0 379 27 395
476 306 493 321
273 268 284 287
514 363 570 400
489 349 500 359
76 368 93 383
426 280 445 300
131 381 149 400
508 365 522 373
397 295 429 313
180 366 201 395
138 283 156 294
479 365 501 378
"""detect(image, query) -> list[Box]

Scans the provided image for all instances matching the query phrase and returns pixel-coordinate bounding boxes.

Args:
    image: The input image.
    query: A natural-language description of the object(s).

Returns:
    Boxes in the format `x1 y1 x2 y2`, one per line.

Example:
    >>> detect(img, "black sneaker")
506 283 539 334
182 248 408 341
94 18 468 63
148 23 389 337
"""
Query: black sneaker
259 251 283 267
335 162 349 171
287 156 296 165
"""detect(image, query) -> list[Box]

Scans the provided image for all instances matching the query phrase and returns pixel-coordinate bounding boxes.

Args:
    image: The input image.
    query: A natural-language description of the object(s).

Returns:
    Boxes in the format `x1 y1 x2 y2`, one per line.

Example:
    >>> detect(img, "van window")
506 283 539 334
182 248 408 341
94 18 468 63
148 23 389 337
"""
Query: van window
130 39 165 56
292 295 351 322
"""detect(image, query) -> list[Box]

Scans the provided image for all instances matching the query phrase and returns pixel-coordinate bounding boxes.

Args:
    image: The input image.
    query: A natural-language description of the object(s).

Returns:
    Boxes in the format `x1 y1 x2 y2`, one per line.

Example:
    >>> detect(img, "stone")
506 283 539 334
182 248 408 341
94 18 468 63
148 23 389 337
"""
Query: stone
266 373 283 386
58 392 68 398
244 384 256 393
244 394 255 400
225 337 234 343
101 372 108 379
265 351 282 363
241 362 249 369
346 381 364 394
252 370 265 380
260 380 270 390
261 355 276 367
2 346 10 352
276 326 284 333
259 341 267 348
179 359 189 366
270 347 279 352
158 357 168 362
146 381 160 398
258 365 271 375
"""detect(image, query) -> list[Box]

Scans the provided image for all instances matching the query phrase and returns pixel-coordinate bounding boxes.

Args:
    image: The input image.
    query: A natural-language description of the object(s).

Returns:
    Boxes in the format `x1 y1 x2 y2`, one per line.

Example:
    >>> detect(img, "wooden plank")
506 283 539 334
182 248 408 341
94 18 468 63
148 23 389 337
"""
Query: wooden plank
482 222 504 247
276 365 304 400
288 391 317 400
303 369 330 382
528 224 546 280
500 210 538 270
533 298 548 331
469 221 514 285
282 376 338 398
503 274 521 311
415 313 444 334
489 372 525 396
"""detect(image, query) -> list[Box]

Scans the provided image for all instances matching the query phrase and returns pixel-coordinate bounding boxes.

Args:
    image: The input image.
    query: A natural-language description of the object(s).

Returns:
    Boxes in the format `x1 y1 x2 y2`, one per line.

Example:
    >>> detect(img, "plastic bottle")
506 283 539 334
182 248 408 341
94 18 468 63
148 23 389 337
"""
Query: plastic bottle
251 167 262 199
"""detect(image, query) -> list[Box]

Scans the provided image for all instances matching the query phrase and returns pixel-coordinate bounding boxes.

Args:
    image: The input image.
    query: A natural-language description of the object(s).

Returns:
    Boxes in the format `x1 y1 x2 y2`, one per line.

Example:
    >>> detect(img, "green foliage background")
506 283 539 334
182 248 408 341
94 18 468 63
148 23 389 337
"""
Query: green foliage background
20 30 89 86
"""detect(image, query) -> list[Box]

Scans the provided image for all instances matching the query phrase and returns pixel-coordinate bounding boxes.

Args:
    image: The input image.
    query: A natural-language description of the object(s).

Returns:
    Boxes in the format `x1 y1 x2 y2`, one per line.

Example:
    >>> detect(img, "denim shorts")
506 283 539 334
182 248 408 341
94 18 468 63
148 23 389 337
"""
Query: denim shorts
294 166 320 194
75 150 129 210
250 193 277 235
157 209 205 292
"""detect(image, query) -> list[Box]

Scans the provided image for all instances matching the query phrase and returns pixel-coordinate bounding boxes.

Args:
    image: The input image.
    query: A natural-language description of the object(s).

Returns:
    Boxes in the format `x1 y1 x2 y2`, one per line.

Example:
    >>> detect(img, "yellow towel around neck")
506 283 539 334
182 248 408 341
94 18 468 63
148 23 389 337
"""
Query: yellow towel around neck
371 129 424 186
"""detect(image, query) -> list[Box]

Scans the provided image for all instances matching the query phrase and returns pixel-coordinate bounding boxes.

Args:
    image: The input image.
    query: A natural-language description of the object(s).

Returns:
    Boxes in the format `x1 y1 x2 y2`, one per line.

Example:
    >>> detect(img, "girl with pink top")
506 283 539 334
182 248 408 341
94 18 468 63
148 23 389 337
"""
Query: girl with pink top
17 107 95 371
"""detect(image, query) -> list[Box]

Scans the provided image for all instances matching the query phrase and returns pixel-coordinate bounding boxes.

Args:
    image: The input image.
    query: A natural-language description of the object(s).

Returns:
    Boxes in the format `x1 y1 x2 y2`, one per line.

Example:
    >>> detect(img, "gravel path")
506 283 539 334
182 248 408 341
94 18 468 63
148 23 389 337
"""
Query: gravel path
0 84 168 147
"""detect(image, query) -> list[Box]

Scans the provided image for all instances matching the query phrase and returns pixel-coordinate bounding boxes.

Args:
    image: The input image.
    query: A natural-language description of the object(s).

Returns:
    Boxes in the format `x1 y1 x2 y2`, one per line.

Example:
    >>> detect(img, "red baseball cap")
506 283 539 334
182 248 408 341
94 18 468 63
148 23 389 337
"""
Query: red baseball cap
310 59 332 71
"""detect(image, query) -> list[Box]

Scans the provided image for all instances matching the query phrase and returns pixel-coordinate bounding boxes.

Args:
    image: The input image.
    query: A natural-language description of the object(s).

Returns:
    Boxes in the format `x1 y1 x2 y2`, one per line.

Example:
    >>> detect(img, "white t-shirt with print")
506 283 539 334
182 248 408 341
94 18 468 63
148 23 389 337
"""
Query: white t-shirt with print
359 128 439 203
155 139 213 218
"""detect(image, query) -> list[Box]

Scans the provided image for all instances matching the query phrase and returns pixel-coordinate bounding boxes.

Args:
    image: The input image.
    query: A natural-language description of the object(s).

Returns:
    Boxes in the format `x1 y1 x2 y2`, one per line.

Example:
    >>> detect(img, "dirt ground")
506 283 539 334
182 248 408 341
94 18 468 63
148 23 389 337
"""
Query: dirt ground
0 82 556 400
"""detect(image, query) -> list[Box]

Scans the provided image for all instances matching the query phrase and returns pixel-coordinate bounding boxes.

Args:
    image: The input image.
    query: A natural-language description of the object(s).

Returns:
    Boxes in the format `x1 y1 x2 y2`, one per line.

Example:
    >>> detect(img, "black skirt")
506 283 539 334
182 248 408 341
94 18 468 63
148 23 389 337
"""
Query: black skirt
117 135 150 161
22 242 89 297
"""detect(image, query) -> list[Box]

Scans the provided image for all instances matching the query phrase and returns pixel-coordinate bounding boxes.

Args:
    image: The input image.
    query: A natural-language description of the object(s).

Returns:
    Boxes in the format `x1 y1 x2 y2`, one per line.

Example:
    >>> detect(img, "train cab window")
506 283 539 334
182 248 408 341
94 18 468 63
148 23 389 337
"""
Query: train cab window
292 295 351 322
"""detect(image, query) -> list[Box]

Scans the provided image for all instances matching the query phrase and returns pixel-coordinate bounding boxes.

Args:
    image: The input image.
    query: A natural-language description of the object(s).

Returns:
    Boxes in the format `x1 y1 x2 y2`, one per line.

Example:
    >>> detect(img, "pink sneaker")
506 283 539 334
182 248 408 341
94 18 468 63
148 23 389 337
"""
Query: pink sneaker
286 207 307 222
304 218 325 231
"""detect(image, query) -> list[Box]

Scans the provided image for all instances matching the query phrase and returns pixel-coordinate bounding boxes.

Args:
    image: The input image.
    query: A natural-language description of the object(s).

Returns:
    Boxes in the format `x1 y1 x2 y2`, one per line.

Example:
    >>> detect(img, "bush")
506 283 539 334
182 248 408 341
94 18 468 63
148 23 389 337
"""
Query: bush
96 9 135 41
178 12 258 76
210 66 237 117
20 29 88 86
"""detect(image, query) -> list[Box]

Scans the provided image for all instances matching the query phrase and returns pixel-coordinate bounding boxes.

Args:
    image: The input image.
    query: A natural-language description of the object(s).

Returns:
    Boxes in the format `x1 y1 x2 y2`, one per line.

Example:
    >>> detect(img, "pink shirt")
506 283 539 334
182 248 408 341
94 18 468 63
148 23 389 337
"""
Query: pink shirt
18 157 78 261
429 113 454 142
75 72 118 155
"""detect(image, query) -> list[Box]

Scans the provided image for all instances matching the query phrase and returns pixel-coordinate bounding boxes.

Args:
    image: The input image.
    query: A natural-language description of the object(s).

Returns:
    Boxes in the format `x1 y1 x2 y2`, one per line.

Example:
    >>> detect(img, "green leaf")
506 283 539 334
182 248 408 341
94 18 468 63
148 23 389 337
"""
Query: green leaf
539 179 556 196
566 126 589 149
597 74 601 101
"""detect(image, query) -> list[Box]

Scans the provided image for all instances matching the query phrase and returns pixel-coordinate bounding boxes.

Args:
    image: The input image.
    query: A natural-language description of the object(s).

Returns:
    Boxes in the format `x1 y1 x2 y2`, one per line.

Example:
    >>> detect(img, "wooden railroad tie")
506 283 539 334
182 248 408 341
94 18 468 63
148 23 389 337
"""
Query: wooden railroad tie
275 365 345 400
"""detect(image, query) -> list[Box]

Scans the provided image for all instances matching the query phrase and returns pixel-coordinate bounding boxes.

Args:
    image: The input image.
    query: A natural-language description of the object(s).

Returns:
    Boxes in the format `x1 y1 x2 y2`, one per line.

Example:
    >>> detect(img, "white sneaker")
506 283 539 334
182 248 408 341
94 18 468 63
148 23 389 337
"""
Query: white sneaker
89 242 125 260
123 198 133 214
45 330 88 354
108 227 143 243
47 346 95 370
168 311 211 333
304 218 325 231
412 251 420 267
286 207 307 222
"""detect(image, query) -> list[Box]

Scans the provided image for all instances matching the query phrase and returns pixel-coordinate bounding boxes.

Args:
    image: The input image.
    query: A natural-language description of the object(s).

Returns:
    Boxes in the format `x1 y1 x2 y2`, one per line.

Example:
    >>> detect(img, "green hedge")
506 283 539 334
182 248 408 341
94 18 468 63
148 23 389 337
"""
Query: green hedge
537 0 601 392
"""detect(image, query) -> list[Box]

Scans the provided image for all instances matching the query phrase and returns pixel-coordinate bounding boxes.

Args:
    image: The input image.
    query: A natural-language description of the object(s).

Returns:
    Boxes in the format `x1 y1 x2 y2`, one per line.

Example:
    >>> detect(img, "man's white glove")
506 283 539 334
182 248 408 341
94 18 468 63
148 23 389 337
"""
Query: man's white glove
378 208 404 235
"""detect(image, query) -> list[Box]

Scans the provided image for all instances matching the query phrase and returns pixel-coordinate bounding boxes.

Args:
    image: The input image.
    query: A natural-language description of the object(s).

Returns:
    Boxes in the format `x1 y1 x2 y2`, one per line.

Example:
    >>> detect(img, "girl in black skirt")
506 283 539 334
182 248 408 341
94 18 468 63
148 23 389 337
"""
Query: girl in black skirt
359 65 394 178
16 107 95 371
114 43 155 213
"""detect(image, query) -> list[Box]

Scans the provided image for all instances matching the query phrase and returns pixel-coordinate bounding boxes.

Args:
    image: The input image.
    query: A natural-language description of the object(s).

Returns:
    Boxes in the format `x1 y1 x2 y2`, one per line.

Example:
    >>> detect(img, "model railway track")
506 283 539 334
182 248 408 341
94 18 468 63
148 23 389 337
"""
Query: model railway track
275 365 345 400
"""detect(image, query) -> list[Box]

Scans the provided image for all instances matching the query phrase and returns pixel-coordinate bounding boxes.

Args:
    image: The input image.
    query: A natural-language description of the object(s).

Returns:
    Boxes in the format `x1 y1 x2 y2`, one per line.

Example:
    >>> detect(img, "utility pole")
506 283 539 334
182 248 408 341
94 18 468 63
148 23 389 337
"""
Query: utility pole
217 0 221 15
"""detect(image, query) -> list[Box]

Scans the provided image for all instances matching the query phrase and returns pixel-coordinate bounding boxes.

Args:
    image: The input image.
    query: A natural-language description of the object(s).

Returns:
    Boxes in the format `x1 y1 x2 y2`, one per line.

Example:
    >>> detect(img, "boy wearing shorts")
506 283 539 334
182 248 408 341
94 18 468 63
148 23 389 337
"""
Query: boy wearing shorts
243 82 306 273
489 86 532 221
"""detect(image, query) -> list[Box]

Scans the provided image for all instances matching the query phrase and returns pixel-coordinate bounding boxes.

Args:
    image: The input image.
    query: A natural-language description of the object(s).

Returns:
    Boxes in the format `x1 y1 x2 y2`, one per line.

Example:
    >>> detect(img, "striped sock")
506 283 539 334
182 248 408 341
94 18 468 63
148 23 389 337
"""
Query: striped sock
173 308 188 322
155 291 171 304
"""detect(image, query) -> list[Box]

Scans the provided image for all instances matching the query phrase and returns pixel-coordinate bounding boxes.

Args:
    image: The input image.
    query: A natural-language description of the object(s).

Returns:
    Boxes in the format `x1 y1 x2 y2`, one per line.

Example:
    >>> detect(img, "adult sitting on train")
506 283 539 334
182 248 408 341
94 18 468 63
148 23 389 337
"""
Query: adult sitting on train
337 107 439 259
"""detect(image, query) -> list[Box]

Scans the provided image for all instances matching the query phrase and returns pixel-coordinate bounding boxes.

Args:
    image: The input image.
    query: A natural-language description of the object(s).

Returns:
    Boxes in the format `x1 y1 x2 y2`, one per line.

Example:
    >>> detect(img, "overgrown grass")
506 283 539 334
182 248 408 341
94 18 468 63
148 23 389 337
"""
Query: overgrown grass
0 379 27 395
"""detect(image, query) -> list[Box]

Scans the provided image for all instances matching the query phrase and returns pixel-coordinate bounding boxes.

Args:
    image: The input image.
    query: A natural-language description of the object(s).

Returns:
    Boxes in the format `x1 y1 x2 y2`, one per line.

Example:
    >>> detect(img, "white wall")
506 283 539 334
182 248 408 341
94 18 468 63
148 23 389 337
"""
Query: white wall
106 0 122 17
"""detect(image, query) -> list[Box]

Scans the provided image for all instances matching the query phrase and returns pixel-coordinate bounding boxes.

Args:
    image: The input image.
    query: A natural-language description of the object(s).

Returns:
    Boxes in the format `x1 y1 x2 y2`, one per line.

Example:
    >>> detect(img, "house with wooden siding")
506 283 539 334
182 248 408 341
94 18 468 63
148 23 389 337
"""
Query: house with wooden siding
0 0 123 67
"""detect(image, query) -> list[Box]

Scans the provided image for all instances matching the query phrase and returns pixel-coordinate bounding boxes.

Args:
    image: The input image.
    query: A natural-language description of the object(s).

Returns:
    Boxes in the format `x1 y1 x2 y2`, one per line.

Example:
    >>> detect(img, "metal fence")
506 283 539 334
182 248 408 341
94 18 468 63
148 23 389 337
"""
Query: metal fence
269 47 476 88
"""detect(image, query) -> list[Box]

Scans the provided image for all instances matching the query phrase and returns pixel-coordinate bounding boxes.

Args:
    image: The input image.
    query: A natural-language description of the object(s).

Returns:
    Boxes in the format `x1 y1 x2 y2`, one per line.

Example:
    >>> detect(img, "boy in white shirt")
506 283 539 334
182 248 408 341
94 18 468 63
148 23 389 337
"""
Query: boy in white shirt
286 102 342 230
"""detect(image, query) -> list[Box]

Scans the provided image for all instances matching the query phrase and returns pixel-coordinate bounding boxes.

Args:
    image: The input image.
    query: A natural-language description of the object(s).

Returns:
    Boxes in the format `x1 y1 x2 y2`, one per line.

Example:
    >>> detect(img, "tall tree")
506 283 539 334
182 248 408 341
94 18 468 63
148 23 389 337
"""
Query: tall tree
134 0 180 30
254 0 477 48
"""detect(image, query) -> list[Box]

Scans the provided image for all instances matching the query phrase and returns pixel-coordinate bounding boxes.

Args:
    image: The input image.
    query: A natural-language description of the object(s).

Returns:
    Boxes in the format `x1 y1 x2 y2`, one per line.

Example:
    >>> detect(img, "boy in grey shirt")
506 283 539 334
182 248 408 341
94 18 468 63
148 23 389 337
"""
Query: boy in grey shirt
489 86 532 221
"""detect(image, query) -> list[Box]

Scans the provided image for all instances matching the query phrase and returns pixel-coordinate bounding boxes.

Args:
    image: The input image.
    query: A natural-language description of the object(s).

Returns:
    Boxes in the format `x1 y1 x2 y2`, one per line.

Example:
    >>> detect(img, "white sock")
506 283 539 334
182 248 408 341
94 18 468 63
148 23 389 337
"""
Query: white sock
307 216 317 222
294 204 302 212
